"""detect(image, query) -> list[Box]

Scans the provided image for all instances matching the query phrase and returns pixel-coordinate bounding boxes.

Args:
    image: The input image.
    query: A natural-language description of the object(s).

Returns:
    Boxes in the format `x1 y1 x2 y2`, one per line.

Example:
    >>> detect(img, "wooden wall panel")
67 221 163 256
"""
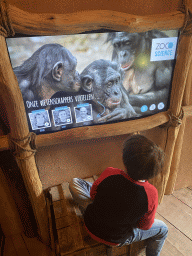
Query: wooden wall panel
37 127 167 190
175 116 192 189
36 135 127 189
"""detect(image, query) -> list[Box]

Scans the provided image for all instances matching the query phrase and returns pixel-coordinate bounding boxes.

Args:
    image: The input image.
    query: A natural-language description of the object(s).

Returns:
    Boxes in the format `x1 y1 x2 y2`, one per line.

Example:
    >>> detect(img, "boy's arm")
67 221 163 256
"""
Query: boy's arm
90 167 122 200
136 185 158 230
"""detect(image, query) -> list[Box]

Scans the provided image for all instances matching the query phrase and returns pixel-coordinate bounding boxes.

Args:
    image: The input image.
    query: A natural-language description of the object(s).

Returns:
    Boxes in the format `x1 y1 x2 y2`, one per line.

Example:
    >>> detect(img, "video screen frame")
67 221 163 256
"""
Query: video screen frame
6 29 179 135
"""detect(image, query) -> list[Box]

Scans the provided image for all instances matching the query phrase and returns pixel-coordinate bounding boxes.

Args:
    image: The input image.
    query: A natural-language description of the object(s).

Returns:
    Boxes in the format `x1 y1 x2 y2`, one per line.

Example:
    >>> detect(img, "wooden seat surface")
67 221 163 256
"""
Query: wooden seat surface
45 175 145 256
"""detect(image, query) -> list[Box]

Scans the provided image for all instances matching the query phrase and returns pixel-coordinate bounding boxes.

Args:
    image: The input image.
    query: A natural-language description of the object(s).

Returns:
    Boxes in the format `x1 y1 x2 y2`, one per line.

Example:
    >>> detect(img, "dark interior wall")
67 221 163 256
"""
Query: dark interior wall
0 97 10 135
0 151 38 237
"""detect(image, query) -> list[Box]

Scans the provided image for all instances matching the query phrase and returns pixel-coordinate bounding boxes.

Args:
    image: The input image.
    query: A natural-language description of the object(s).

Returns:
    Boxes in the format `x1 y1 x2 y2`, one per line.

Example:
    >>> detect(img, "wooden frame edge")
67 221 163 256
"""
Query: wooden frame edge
4 4 187 149
9 5 185 35
1 106 192 151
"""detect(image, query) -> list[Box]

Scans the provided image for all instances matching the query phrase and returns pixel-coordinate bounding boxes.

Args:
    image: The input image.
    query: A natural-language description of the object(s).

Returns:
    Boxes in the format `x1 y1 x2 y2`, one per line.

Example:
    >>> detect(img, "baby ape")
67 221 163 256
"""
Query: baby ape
80 59 137 123
13 44 81 102
107 30 174 115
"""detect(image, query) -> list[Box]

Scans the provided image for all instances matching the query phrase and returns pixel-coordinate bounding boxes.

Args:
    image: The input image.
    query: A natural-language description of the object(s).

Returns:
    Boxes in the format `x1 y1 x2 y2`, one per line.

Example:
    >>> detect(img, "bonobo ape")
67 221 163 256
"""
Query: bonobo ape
13 44 81 101
107 30 174 114
80 59 137 123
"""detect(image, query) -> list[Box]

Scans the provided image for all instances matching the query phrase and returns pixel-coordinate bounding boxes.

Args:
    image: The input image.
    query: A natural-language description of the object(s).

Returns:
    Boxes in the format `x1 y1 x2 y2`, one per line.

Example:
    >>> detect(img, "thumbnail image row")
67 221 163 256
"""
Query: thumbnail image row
29 105 93 130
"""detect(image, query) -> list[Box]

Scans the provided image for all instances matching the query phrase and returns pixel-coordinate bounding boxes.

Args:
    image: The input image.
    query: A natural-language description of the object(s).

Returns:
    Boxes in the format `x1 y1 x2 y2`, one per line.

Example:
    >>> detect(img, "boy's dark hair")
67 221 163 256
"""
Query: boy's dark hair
123 134 165 180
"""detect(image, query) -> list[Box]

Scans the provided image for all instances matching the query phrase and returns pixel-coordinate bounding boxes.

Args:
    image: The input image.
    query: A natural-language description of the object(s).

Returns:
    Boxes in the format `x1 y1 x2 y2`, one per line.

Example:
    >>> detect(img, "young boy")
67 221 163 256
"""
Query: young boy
69 135 168 256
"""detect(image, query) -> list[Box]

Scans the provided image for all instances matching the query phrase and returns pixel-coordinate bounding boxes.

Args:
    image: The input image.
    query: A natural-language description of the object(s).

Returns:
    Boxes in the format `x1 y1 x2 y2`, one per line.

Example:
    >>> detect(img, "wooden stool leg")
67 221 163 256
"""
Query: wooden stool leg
106 246 113 256
106 245 131 256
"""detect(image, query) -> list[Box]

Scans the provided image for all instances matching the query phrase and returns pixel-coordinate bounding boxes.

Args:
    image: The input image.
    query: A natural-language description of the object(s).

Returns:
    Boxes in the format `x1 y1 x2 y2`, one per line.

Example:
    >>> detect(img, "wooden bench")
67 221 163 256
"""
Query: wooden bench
45 175 146 256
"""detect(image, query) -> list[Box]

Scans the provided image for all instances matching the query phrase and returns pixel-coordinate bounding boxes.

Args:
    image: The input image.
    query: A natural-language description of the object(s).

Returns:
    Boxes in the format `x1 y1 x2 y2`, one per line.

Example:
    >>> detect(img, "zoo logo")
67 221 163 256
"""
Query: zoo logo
155 42 174 50
150 37 178 61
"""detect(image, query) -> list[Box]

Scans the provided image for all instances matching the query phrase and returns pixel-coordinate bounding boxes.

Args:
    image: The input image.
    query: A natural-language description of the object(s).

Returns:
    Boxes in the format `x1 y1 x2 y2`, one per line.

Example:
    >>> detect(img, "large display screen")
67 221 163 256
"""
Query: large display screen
6 30 179 134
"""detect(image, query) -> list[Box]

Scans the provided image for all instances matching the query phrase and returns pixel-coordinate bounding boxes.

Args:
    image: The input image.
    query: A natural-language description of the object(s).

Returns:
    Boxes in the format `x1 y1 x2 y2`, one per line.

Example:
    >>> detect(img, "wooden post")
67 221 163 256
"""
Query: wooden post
165 54 192 194
153 33 192 203
0 35 49 244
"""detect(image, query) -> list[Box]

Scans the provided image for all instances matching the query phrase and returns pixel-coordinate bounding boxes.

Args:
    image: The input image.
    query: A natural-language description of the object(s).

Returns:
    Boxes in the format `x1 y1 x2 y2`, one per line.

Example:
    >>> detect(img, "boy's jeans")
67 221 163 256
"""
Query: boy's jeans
69 178 168 256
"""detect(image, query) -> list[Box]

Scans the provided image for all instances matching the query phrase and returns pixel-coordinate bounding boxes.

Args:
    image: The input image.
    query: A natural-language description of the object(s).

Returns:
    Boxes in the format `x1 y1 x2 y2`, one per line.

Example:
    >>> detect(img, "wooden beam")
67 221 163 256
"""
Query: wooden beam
0 111 169 150
8 5 185 35
1 105 192 151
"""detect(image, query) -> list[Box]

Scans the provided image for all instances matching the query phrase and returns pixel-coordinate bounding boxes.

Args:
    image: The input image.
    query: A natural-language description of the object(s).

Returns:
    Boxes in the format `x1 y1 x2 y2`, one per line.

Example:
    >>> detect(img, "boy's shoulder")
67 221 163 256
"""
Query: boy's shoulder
145 181 158 190
106 166 123 171
103 167 125 175
143 181 158 204
97 167 126 182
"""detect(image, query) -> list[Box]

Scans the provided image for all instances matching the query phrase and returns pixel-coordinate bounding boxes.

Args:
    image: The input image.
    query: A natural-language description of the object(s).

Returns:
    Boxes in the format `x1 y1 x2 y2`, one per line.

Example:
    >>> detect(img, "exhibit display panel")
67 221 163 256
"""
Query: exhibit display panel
6 29 178 134
1 1 191 245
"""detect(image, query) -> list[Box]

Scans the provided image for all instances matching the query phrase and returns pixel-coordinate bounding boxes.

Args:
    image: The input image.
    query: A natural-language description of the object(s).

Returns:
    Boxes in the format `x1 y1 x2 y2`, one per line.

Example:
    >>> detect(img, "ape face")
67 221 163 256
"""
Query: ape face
108 32 143 72
102 73 122 109
107 30 174 115
14 44 81 101
81 59 123 110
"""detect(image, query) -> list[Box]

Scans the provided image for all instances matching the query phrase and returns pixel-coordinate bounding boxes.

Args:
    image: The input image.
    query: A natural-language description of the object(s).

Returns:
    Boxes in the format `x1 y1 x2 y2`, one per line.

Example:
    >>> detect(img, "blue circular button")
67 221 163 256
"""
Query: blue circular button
141 105 148 112
149 104 156 111
158 102 165 110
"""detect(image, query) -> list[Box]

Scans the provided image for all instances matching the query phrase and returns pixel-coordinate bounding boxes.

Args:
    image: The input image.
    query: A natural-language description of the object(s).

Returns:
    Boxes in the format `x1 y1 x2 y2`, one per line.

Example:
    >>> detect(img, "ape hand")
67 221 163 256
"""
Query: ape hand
121 87 140 118
98 87 140 122
98 107 127 122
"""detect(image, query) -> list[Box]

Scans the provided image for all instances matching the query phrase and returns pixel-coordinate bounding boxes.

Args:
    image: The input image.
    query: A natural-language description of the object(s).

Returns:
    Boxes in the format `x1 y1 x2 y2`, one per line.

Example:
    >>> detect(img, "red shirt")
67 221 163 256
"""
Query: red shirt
84 167 158 244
